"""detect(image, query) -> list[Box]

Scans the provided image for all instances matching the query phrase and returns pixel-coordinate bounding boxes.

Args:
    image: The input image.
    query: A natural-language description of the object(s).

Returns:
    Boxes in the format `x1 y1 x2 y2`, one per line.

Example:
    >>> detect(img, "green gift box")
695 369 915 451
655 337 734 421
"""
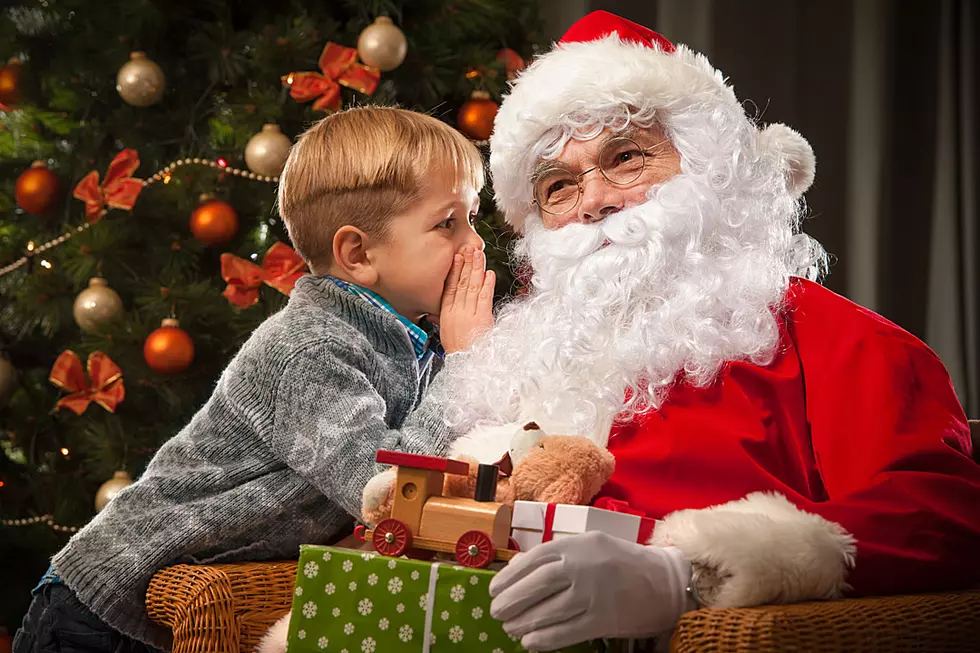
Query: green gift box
286 545 605 653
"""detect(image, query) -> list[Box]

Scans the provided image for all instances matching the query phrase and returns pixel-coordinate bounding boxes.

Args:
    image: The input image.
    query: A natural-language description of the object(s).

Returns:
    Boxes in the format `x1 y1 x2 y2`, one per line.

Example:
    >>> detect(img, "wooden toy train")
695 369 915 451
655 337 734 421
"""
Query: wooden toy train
354 450 520 568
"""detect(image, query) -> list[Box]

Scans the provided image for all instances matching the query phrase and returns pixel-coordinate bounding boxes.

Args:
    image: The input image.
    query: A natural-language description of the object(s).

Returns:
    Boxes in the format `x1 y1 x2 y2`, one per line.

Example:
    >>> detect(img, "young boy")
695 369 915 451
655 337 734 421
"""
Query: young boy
13 107 496 652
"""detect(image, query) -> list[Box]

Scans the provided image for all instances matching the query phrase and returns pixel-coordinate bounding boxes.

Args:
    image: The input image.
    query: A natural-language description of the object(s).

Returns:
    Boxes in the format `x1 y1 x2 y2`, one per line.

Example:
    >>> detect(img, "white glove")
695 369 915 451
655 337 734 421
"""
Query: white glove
488 532 694 651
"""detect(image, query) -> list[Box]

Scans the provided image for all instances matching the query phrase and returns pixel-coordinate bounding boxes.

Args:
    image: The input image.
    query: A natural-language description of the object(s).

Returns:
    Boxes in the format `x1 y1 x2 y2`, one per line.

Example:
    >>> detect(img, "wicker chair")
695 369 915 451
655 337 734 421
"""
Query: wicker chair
146 560 980 653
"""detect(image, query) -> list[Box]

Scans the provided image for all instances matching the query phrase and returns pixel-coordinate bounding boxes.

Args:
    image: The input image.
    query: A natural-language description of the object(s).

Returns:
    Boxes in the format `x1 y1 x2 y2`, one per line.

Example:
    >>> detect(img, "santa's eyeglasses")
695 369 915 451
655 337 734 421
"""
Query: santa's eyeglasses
531 136 668 216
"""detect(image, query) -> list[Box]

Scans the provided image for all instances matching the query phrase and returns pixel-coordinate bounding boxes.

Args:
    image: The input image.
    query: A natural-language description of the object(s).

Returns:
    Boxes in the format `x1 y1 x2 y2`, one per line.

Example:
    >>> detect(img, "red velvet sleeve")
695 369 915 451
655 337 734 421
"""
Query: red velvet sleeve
788 279 980 595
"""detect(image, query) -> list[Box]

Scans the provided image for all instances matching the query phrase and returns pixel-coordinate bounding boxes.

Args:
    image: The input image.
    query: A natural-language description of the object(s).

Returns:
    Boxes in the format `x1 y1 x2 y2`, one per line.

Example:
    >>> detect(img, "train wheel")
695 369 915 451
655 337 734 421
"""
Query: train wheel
455 530 496 568
507 536 521 552
373 518 412 557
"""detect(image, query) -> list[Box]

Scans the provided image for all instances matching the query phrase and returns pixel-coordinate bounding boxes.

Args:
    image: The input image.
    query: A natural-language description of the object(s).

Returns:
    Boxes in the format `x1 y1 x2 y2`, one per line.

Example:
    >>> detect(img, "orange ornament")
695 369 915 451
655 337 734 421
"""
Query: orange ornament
457 91 498 141
143 318 194 374
189 196 238 246
496 48 526 80
0 57 23 108
15 161 63 215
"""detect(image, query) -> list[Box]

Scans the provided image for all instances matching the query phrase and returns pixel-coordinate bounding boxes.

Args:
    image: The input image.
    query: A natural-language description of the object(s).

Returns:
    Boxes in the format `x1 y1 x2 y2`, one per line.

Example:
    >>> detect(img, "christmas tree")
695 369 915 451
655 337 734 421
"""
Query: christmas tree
0 0 539 630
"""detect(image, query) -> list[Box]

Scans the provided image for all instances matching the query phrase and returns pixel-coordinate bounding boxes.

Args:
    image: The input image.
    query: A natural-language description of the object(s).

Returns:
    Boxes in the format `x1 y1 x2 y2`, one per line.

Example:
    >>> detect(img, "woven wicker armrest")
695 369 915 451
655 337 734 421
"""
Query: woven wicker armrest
670 590 980 653
146 560 298 653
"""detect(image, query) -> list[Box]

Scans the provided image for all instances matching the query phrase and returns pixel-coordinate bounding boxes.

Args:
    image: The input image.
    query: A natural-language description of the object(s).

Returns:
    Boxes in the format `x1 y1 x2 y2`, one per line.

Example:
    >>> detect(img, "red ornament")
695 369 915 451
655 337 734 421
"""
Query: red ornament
48 350 125 415
72 148 143 223
496 48 526 80
0 58 23 109
143 318 195 374
190 197 238 246
457 91 499 141
15 161 63 215
282 41 380 112
220 242 308 307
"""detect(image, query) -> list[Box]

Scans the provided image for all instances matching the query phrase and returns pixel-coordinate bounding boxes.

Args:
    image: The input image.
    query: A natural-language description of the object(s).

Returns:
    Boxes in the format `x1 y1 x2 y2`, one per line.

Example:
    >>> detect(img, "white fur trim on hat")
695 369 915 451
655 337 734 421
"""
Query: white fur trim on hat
650 491 856 607
489 34 816 231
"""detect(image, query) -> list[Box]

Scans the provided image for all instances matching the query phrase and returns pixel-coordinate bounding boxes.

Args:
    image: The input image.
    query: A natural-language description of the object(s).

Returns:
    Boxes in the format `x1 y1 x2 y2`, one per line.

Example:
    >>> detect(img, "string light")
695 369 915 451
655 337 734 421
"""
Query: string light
40 259 52 269
59 447 69 456
26 241 35 252
216 157 228 168
286 74 294 85
1 514 80 533
162 172 171 184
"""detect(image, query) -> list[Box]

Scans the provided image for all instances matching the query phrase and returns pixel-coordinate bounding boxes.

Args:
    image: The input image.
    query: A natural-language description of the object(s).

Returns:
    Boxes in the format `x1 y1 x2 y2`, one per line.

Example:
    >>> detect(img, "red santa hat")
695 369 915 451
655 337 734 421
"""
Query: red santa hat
489 11 816 232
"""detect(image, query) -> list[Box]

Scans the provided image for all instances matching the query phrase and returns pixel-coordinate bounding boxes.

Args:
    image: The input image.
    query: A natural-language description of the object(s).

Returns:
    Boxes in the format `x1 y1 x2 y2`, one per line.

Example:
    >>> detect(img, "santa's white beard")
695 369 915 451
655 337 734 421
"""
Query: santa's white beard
436 171 822 442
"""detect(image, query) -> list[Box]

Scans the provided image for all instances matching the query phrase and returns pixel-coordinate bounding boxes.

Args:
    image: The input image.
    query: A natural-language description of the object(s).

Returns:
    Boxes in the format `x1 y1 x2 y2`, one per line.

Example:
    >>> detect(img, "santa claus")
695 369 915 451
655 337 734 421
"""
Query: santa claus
434 10 980 651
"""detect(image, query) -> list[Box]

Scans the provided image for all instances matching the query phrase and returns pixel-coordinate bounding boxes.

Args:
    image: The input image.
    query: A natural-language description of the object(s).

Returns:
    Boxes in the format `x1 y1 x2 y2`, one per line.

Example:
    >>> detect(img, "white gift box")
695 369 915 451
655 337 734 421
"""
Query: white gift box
510 500 644 552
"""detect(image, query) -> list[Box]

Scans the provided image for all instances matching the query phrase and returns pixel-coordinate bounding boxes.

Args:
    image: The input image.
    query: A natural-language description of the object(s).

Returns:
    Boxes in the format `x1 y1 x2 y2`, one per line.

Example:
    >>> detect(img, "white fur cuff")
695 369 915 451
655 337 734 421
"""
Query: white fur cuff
650 492 856 608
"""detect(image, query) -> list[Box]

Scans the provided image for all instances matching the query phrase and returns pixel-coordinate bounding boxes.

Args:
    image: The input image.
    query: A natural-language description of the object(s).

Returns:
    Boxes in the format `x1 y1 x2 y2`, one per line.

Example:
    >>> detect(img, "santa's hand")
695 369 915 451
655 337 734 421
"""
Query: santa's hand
489 532 693 651
439 246 495 354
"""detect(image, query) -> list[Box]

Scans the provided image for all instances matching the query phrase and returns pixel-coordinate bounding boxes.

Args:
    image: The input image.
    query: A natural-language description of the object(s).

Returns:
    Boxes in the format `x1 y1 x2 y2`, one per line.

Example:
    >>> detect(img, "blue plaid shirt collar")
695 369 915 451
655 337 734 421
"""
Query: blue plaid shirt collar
324 276 440 362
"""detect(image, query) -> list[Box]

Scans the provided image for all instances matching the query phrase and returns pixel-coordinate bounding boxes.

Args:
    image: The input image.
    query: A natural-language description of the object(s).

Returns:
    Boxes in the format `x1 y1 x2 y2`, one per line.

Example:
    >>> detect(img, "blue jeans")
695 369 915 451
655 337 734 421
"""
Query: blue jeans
13 582 159 653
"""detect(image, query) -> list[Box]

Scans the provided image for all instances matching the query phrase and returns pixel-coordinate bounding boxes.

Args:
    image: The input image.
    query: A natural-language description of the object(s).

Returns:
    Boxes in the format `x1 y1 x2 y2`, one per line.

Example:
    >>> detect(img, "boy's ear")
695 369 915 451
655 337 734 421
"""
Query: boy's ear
332 226 379 286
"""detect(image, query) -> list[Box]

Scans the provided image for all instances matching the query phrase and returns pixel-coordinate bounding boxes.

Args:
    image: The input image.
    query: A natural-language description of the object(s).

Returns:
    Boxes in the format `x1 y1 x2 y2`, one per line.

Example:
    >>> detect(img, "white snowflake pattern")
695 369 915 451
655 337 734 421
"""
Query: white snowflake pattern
304 561 319 578
344 622 355 635
387 559 397 569
440 610 450 621
361 636 376 653
399 625 413 642
349 581 358 591
357 598 373 616
297 629 306 640
378 618 389 631
453 565 464 571
396 603 405 613
317 637 329 650
367 573 378 586
341 650 348 653
325 583 336 595
322 551 332 562
410 570 420 581
492 648 504 653
418 593 428 609
342 560 353 572
387 577 403 594
295 586 303 596
302 602 318 619
361 552 374 561
509 634 519 642
469 575 480 586
471 607 483 619
332 607 341 617
450 584 465 602
479 632 488 642
430 633 437 646
449 626 464 643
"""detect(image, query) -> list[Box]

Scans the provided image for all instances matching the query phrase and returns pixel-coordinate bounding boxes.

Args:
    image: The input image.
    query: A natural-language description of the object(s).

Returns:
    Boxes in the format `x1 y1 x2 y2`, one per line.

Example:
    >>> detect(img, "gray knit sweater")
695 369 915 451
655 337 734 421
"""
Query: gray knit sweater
51 275 458 650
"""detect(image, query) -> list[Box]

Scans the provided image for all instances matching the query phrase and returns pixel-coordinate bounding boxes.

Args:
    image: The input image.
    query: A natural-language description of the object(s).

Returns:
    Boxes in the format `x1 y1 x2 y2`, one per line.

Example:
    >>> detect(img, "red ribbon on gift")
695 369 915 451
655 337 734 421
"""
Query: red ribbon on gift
541 503 558 543
282 42 380 112
72 149 143 224
594 496 656 543
49 350 125 415
220 242 308 308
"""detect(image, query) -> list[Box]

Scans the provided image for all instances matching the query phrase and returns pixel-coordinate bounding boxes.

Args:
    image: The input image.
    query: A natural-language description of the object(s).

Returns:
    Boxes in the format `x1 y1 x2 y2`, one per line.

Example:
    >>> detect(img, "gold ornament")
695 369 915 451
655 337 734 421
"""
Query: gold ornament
73 277 124 334
0 57 23 108
244 124 292 177
0 356 16 407
144 318 195 374
357 17 407 72
15 161 63 215
457 91 499 141
116 52 165 107
95 471 134 512
189 195 239 246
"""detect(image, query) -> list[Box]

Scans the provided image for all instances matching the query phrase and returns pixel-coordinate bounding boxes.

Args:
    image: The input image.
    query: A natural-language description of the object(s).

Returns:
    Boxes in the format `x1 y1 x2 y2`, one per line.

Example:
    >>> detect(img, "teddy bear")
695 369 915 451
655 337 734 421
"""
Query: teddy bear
360 422 615 525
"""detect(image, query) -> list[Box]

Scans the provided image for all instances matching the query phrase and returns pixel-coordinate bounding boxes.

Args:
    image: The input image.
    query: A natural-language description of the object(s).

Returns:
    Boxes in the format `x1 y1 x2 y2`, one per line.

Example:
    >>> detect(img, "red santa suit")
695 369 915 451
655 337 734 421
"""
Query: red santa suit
598 277 980 600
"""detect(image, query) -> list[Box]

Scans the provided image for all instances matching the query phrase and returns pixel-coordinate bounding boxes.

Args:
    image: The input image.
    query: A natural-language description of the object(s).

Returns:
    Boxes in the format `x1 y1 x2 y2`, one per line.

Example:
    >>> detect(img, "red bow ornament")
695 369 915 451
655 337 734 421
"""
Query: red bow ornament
72 149 143 223
282 42 380 112
220 242 308 308
49 350 125 415
593 496 656 543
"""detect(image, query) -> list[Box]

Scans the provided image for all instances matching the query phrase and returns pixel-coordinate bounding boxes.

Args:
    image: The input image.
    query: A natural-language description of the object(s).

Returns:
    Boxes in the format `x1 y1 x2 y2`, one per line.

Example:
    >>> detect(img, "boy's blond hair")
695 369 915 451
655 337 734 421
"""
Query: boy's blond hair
277 106 485 274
